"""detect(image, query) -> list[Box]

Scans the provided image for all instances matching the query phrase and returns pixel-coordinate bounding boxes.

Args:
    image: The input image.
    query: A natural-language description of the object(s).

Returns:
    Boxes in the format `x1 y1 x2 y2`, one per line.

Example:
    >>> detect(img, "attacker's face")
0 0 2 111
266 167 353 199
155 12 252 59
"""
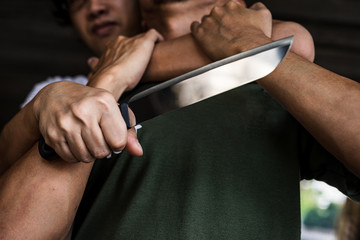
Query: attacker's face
139 0 246 39
69 0 142 55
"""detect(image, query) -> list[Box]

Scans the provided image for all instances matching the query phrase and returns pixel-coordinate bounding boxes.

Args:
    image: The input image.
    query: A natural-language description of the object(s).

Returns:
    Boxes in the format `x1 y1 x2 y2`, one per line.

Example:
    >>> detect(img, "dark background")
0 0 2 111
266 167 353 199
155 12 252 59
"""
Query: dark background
1 0 360 129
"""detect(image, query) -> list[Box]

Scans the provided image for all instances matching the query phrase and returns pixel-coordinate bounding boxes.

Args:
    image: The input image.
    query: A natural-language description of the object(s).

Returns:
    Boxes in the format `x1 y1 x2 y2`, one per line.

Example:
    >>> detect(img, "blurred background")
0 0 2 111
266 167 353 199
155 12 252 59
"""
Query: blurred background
1 0 360 239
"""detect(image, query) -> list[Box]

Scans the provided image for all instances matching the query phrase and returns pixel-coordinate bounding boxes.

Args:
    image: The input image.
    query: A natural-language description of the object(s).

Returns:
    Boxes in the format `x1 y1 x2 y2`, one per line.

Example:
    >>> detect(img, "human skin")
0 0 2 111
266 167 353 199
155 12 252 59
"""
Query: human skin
74 0 314 83
39 0 314 163
191 0 360 176
141 0 314 82
0 28 161 239
69 0 142 55
0 29 161 170
0 0 317 239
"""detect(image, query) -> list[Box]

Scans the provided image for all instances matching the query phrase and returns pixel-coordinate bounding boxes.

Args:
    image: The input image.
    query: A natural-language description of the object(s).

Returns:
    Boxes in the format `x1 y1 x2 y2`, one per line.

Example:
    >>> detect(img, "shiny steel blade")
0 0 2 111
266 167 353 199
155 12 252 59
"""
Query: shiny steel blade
120 36 293 128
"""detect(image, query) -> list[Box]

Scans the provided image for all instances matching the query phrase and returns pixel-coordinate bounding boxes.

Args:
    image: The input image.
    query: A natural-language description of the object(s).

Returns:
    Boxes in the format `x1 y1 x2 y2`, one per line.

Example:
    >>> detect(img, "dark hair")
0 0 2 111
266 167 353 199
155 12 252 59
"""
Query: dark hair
52 0 71 25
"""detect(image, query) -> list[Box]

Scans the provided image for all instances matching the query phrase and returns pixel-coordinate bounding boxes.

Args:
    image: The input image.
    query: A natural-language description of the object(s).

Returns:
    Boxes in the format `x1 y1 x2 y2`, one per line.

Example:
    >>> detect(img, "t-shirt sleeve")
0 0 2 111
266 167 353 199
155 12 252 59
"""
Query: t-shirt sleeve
299 128 360 201
20 75 88 108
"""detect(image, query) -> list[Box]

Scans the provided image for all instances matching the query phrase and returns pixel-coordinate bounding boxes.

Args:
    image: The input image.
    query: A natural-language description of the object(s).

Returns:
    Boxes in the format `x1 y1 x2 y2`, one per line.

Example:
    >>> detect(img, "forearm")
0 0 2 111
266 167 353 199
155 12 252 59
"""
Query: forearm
142 34 211 82
0 144 93 239
258 52 360 176
0 100 40 175
142 19 314 83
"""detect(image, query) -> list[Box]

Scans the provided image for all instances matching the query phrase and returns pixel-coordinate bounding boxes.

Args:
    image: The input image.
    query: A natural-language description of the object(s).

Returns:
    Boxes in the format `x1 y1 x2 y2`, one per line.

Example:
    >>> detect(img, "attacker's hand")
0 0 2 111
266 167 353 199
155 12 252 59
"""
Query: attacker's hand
191 1 272 61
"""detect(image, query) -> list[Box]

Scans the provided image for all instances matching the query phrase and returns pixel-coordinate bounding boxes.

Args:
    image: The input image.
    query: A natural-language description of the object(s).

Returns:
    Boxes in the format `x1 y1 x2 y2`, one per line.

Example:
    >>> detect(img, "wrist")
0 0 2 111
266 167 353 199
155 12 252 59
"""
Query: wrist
89 72 127 100
236 32 273 53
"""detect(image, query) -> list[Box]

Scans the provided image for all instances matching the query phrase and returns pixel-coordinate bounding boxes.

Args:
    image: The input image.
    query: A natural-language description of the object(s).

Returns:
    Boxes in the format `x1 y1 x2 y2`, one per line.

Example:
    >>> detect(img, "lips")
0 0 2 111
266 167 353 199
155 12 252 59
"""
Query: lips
92 21 118 37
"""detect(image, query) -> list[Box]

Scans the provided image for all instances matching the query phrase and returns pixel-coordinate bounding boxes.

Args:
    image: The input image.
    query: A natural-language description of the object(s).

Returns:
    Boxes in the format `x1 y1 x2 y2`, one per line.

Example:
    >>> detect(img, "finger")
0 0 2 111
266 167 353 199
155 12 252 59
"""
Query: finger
145 28 164 42
53 141 80 163
81 121 112 160
190 21 200 34
100 103 128 153
233 0 247 7
87 57 99 71
65 132 97 163
224 0 242 10
210 5 226 20
124 127 143 156
42 130 79 163
249 2 272 38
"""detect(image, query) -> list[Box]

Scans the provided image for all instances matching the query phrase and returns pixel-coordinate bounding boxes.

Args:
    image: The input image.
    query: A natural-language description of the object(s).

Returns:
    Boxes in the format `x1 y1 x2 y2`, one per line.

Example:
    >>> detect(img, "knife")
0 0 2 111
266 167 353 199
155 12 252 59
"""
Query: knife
39 36 293 159
120 36 293 128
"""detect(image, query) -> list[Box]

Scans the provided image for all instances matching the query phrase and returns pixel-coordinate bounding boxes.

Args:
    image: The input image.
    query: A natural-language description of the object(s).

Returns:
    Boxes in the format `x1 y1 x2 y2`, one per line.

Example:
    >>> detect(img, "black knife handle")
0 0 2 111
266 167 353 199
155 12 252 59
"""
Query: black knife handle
38 135 57 160
38 103 131 160
119 103 131 129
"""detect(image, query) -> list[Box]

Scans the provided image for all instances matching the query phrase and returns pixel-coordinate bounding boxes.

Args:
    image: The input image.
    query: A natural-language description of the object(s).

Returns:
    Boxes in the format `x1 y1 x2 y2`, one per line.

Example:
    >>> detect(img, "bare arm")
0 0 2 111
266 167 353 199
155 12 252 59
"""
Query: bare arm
0 29 159 239
142 34 211 82
141 13 314 82
191 1 360 176
0 29 161 169
259 52 360 176
0 101 40 175
0 145 93 240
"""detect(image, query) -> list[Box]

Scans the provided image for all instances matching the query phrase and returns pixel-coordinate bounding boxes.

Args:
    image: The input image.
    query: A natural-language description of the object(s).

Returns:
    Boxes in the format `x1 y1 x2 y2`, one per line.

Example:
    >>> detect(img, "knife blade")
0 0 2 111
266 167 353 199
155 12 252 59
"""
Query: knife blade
120 36 293 128
39 36 293 159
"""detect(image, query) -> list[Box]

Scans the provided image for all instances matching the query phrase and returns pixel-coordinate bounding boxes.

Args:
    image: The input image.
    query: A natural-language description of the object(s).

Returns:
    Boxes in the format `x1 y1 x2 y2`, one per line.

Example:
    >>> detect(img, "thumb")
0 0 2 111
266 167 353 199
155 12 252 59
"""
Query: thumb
123 108 143 156
124 127 143 156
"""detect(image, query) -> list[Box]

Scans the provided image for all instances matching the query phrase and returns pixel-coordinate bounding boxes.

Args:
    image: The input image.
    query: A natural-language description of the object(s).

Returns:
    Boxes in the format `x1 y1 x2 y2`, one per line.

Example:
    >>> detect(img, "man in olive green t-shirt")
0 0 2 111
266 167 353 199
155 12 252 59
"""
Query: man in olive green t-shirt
72 82 360 239
1 0 360 239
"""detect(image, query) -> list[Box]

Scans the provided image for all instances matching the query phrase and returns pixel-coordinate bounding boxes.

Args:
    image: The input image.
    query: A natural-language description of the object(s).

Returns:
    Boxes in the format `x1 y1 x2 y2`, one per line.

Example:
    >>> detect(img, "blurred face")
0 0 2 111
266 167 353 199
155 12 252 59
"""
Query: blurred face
139 0 246 39
68 0 142 55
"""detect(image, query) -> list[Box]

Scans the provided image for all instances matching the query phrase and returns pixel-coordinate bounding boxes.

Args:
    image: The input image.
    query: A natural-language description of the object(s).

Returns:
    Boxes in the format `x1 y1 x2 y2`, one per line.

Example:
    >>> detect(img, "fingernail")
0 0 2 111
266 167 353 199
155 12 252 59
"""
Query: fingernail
106 153 112 159
113 150 122 155
135 124 142 133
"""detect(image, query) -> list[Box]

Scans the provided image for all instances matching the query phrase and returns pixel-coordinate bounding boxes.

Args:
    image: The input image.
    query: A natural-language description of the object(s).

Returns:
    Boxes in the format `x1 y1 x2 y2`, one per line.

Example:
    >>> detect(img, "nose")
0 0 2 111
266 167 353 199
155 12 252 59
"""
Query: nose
87 0 108 19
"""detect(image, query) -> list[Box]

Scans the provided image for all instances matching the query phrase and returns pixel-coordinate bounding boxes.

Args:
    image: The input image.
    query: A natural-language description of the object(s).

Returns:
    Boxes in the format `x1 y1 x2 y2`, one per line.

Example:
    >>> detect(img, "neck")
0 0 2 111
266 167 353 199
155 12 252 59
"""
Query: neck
140 0 218 40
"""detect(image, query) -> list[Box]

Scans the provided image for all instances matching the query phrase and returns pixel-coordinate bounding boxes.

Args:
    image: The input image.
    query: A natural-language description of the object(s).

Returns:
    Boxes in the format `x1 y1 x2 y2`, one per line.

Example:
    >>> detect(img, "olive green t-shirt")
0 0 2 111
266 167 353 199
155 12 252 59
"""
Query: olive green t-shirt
72 83 360 239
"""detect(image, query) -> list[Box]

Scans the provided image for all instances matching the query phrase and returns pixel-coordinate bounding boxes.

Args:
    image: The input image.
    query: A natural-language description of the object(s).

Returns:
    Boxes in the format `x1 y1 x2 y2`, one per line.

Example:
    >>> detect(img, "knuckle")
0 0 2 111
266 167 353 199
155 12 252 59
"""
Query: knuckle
197 26 206 37
226 0 239 10
147 28 157 35
111 140 126 152
254 2 265 7
56 114 71 133
200 14 211 23
70 102 85 117
89 91 115 114
46 127 60 144
211 6 224 17
69 104 91 127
